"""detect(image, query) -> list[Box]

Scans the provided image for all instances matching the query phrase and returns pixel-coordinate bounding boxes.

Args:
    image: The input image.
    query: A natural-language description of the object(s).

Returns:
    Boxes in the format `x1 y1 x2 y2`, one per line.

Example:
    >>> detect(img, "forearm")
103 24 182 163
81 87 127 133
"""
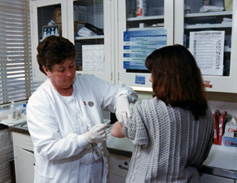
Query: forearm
111 122 125 138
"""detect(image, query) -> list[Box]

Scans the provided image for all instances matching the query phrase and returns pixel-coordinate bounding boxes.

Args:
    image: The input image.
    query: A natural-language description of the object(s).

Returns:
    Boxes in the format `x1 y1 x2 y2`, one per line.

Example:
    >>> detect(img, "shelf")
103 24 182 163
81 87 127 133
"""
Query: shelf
127 27 165 31
75 35 104 40
185 11 232 18
127 15 164 22
185 23 232 29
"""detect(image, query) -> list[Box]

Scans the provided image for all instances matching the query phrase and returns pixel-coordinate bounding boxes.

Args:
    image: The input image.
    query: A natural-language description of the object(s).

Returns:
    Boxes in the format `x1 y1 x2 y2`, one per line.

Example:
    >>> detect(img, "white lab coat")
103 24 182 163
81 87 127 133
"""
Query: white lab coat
27 74 137 183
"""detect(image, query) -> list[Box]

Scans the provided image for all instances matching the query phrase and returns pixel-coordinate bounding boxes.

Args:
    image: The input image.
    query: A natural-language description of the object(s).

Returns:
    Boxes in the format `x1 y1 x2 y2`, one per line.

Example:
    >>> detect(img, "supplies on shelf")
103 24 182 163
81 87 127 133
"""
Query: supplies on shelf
222 117 237 147
41 25 59 41
213 110 237 147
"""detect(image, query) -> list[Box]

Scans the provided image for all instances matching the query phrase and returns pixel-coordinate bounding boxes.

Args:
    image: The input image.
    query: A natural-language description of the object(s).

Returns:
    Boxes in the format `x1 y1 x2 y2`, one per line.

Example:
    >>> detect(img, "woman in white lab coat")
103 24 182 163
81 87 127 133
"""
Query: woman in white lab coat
27 36 137 183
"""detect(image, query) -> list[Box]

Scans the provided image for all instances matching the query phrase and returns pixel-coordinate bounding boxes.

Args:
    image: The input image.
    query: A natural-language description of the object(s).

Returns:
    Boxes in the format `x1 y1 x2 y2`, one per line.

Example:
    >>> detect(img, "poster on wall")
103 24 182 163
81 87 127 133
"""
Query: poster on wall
189 31 225 76
123 29 167 71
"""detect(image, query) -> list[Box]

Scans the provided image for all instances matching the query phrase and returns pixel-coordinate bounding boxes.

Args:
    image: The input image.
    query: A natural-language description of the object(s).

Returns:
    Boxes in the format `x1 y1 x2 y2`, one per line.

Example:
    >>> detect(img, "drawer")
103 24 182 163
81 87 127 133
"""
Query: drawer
12 132 33 151
109 153 130 177
109 173 126 183
200 174 235 183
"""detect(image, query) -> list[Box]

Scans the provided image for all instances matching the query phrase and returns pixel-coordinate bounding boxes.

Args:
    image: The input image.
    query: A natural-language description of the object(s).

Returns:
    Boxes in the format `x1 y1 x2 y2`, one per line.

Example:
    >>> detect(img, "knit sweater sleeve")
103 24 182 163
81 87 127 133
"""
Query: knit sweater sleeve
123 101 149 146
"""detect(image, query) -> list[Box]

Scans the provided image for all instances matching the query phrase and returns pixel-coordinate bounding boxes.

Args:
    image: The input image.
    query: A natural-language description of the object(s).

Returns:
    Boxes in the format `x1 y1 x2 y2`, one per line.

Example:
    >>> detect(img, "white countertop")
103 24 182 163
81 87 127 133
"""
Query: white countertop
10 121 237 172
107 132 237 171
203 144 237 171
107 133 133 152
0 116 27 126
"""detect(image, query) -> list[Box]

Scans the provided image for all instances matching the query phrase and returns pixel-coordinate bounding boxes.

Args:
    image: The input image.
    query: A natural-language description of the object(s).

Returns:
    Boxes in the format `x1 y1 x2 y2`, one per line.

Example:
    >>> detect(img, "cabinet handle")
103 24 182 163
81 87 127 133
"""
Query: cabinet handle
118 165 128 170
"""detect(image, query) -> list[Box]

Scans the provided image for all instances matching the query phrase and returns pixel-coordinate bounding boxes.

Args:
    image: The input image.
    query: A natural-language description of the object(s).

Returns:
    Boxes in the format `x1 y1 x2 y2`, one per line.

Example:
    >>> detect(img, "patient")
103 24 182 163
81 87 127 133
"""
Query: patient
111 44 214 183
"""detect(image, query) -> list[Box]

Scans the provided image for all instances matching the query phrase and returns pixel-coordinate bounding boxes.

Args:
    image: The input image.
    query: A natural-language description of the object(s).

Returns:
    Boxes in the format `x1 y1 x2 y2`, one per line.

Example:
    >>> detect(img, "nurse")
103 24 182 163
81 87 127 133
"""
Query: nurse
27 35 137 183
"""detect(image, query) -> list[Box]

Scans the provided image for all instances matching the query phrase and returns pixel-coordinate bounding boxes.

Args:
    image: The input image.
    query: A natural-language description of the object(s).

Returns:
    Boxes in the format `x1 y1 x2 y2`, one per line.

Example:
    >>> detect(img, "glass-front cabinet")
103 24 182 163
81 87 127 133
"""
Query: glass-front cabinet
117 0 173 90
30 0 237 93
30 0 113 83
67 0 113 82
175 0 237 93
30 0 67 81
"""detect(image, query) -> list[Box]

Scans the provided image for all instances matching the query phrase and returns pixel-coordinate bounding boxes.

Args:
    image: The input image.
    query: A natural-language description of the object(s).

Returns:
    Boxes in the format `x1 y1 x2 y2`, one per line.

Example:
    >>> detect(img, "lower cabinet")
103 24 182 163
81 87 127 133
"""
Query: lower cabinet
108 153 130 183
14 147 35 183
200 173 236 183
12 132 35 183
107 153 237 183
11 132 236 183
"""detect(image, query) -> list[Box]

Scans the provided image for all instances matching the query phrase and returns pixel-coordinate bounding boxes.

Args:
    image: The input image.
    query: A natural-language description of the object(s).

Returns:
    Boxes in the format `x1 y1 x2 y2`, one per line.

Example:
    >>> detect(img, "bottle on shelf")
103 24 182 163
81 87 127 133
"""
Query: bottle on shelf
46 28 51 37
136 0 148 17
42 28 47 40
51 27 55 35
55 27 59 36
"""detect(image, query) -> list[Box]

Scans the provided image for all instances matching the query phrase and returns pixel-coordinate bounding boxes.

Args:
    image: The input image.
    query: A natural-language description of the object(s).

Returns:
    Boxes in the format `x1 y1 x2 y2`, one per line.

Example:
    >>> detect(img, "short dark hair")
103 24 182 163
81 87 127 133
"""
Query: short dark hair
37 36 76 75
145 44 207 120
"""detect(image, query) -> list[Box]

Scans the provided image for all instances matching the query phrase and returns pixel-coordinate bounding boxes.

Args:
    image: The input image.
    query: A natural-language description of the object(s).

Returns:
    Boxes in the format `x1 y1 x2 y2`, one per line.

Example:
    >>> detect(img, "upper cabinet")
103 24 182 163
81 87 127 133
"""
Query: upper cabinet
30 0 68 81
67 0 113 83
30 0 237 93
116 0 174 91
30 0 114 83
174 0 237 93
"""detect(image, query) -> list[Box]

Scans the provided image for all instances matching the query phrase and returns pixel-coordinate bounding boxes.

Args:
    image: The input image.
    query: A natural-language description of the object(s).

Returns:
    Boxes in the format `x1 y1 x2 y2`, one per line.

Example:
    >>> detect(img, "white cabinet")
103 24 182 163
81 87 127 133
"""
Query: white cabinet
12 132 35 183
30 0 114 83
30 0 68 81
174 0 237 93
116 0 174 90
200 173 235 183
30 0 237 92
116 0 237 93
108 153 130 183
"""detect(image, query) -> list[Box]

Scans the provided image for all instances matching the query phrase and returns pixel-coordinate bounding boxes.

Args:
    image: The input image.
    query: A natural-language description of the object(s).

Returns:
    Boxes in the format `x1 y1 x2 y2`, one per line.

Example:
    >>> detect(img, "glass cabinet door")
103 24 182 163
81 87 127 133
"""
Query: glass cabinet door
67 0 113 83
117 0 173 90
30 0 67 81
175 0 237 93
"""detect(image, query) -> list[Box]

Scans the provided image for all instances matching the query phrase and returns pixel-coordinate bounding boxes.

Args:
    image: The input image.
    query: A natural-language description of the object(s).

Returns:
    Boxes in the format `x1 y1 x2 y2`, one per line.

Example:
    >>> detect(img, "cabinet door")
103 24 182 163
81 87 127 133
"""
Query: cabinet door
108 154 130 179
67 0 114 83
175 0 237 93
14 147 35 183
200 173 235 183
109 173 126 183
117 0 173 90
30 0 68 81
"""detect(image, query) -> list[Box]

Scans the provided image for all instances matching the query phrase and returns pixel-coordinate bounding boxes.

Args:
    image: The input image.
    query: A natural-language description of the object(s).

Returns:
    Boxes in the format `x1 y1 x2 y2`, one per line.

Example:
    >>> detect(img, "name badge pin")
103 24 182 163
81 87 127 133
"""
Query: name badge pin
88 101 94 107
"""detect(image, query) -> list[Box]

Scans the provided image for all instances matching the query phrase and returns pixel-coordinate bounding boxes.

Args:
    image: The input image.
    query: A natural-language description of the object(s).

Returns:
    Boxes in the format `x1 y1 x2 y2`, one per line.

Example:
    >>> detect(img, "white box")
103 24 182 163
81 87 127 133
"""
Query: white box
224 117 237 137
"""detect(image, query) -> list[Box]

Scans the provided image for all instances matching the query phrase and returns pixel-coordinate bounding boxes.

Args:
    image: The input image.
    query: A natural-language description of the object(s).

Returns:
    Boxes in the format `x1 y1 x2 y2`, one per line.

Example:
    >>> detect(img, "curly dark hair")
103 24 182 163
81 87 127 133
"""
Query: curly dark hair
145 44 207 120
37 36 76 75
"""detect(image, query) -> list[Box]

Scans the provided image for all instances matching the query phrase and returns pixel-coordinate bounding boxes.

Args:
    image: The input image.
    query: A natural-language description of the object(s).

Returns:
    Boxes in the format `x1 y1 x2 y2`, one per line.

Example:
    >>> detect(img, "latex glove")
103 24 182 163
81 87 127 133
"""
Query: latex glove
115 94 130 127
85 124 107 144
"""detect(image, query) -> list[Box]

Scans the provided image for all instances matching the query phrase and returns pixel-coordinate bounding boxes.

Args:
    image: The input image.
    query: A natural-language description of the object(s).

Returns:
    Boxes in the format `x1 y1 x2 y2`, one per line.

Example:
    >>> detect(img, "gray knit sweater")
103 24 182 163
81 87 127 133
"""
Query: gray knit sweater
123 97 214 183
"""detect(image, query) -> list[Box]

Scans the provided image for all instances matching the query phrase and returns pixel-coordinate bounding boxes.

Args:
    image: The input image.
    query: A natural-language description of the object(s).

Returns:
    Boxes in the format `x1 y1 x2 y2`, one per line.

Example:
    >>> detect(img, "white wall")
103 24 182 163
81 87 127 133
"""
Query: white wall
207 92 237 117
136 91 237 118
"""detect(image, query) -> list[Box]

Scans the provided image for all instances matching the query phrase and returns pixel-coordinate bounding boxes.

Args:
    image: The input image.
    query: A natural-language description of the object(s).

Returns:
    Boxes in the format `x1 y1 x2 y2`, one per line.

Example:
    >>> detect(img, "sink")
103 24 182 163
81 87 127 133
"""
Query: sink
20 123 28 129
13 122 28 130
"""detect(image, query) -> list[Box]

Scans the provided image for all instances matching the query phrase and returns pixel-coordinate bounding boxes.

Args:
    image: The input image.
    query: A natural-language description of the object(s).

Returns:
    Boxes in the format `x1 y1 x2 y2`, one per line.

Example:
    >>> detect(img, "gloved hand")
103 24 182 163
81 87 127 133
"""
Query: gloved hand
85 124 107 144
115 94 130 127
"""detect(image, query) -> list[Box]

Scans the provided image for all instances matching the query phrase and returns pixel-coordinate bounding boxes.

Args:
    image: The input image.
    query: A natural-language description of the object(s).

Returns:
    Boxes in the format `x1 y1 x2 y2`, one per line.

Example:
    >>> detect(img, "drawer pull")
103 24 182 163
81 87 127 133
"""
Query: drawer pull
118 165 128 170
